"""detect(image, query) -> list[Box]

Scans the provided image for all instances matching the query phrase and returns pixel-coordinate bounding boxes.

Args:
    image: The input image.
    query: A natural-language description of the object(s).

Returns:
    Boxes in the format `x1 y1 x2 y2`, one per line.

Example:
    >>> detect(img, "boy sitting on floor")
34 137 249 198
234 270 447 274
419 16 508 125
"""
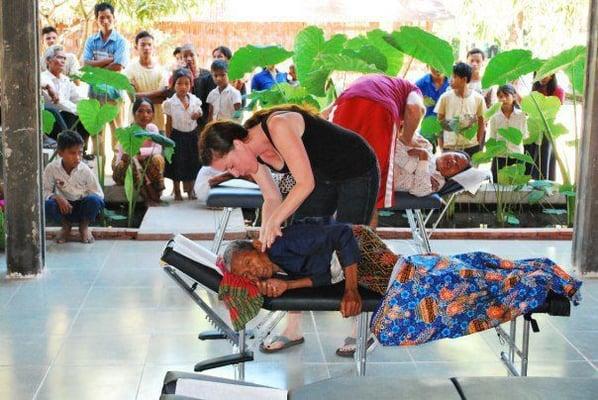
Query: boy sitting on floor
43 130 105 243
394 136 471 197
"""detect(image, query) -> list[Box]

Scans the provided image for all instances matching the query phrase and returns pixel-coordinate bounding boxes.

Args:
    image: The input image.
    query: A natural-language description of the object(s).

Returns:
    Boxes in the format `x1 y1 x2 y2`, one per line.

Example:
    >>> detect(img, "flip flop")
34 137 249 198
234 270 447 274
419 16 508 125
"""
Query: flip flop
335 336 376 358
259 335 305 354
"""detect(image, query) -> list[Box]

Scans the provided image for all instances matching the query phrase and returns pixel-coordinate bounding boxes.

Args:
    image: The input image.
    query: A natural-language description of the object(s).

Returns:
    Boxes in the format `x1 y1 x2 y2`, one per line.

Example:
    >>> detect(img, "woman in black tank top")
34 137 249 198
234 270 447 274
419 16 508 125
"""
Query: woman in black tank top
199 105 379 249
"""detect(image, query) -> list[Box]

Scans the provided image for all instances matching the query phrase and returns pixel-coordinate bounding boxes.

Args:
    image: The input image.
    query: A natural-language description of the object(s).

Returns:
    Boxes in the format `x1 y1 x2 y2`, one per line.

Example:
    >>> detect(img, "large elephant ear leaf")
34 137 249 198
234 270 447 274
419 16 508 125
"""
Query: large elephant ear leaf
366 29 404 76
42 110 56 135
535 45 587 85
228 45 294 81
77 99 120 136
481 49 543 89
294 26 326 84
78 65 134 94
384 26 453 76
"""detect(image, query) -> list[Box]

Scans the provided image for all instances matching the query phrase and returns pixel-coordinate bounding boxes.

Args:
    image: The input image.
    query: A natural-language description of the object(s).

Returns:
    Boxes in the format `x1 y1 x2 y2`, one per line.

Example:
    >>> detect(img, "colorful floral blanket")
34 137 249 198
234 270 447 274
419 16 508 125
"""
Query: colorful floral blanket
370 252 582 346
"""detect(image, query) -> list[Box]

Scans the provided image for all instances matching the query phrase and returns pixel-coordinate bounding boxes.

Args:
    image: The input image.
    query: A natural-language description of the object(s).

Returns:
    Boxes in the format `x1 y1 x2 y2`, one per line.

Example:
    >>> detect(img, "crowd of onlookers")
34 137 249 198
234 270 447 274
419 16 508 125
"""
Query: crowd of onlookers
34 1 568 244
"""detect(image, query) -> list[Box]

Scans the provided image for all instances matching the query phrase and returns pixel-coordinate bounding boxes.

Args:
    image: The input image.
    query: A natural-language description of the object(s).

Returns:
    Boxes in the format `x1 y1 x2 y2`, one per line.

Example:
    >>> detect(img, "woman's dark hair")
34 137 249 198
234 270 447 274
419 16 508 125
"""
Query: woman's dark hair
496 84 520 109
169 68 193 89
41 26 57 36
212 46 233 60
57 130 84 151
532 73 557 96
199 121 249 165
173 46 182 57
466 47 486 60
211 59 228 72
94 2 115 18
199 104 318 165
132 97 154 114
452 62 473 83
135 30 153 44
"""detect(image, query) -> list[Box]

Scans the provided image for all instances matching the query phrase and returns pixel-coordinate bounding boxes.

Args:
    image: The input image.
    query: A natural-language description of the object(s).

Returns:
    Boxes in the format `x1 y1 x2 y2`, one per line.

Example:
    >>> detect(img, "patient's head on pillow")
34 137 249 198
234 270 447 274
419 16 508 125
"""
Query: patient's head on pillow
435 151 471 178
223 240 276 282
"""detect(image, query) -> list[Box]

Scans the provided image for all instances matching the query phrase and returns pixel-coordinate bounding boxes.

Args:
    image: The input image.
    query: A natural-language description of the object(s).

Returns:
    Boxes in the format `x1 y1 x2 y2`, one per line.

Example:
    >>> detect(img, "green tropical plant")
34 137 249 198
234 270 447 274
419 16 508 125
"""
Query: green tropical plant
115 125 175 226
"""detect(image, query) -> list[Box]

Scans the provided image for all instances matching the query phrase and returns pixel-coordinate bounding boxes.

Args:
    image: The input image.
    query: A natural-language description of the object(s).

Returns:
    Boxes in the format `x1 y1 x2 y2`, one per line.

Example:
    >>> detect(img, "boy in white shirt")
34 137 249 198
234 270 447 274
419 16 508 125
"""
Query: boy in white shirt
43 131 104 243
206 60 242 123
435 62 487 157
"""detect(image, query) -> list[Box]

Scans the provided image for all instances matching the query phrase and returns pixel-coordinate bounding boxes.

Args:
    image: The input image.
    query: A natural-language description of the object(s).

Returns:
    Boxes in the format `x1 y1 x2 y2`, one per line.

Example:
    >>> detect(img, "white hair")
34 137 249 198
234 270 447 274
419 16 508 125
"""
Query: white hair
222 240 254 271
44 44 64 63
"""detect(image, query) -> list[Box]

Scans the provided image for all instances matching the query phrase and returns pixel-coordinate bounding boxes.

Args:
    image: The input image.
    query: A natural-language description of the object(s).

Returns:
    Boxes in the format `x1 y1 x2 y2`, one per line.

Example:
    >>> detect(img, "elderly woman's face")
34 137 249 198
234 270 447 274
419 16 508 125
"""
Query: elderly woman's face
231 250 274 282
211 140 259 177
48 51 66 74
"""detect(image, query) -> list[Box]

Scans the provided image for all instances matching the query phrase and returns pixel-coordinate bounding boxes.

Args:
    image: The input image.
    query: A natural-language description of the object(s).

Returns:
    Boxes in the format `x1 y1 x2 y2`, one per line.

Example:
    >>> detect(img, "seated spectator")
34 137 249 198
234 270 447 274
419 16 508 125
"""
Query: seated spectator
112 98 165 206
40 26 80 83
206 60 242 123
394 136 471 197
41 45 90 149
43 131 104 244
125 31 169 130
435 62 487 157
251 65 287 91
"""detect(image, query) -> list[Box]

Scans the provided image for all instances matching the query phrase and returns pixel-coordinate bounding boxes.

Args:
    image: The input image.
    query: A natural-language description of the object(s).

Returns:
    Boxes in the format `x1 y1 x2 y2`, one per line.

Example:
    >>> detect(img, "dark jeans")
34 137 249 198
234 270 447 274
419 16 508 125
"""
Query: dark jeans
45 194 104 224
525 137 556 181
46 107 90 150
293 166 380 225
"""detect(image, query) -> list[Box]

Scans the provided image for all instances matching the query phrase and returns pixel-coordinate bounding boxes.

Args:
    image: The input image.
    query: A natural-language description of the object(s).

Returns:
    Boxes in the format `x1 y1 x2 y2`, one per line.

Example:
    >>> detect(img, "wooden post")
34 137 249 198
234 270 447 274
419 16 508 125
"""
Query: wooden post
573 0 598 275
0 0 44 275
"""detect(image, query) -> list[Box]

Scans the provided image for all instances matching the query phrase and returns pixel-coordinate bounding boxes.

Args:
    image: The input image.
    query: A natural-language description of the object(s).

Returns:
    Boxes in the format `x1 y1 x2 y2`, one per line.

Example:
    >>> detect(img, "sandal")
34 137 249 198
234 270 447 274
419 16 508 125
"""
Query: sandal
335 336 376 358
259 335 305 354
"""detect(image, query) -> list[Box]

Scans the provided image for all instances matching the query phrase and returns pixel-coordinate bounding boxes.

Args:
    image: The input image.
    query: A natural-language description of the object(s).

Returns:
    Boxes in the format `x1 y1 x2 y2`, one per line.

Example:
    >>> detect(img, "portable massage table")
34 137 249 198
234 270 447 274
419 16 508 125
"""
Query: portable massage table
160 235 572 380
205 169 491 255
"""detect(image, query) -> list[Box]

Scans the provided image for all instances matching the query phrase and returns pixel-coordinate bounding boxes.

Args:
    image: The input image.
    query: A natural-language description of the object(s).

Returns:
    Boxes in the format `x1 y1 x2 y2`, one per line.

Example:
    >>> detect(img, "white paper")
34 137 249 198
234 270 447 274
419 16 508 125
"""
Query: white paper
450 168 492 194
170 234 221 275
176 377 288 400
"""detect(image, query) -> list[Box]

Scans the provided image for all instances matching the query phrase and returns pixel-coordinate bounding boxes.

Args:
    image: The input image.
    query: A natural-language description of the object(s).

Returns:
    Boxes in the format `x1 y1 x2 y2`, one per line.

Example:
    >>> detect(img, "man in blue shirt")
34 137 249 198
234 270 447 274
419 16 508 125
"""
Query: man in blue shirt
82 2 129 154
250 65 288 91
415 66 450 118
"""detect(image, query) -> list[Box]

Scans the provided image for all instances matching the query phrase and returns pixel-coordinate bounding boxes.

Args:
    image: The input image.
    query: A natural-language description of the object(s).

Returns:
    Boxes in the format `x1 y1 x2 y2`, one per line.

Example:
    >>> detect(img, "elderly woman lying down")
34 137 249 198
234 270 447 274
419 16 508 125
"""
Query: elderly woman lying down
220 220 582 347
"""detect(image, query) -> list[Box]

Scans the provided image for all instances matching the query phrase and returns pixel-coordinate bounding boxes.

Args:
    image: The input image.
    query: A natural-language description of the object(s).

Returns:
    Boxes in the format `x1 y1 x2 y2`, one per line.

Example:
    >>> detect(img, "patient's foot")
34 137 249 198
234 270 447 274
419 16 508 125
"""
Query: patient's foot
261 313 304 352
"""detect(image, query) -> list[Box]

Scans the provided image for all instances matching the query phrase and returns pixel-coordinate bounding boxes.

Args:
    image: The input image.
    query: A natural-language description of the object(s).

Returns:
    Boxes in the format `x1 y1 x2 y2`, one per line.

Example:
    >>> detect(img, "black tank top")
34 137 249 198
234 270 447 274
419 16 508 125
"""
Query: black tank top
257 112 377 181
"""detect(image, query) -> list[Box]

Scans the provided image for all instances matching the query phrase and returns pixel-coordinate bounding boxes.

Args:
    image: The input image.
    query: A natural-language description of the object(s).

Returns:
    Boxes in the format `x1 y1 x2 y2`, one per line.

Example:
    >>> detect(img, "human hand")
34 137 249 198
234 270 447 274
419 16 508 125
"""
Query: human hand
191 112 200 120
54 195 73 215
340 288 362 317
259 218 283 251
257 278 288 297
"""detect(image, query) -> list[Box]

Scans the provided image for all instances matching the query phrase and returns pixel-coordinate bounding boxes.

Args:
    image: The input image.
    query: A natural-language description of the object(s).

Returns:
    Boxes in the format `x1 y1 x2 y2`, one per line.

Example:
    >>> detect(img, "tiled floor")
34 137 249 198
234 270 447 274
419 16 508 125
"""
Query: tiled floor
0 239 596 400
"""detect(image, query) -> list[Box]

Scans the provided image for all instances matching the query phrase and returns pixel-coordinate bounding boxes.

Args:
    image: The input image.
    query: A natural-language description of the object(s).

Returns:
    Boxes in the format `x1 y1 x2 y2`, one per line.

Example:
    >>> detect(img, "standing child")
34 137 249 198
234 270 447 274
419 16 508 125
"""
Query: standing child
43 131 104 244
488 84 528 182
163 68 203 200
206 60 242 123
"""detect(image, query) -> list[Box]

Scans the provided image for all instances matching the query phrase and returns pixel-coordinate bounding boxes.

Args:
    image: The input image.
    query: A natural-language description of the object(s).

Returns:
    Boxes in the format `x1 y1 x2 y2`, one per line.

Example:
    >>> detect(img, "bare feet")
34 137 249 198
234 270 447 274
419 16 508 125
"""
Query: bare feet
79 221 94 244
174 193 183 201
56 221 72 244
187 190 197 200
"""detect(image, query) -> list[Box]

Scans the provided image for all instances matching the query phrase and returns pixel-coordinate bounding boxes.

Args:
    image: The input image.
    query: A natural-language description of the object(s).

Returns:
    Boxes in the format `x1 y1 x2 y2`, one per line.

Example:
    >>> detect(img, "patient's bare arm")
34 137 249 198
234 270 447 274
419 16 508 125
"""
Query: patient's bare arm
208 172 255 187
341 263 362 317
257 277 313 298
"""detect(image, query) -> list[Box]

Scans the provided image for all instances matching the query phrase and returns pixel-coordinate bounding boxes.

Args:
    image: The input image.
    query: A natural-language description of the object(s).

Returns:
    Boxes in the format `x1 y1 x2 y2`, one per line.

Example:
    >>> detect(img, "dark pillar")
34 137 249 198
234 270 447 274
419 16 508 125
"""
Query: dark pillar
0 0 44 275
573 0 598 275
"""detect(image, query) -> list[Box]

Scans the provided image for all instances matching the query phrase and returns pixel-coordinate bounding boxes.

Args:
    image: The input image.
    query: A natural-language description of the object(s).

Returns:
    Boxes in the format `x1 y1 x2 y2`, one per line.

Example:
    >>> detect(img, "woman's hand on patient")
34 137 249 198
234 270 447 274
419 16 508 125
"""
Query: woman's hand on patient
259 217 283 251
341 288 362 318
258 278 288 297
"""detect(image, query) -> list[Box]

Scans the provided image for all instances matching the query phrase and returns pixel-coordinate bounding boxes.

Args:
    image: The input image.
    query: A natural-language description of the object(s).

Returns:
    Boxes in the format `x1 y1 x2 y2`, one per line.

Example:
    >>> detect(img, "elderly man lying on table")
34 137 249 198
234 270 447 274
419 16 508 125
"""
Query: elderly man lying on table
219 220 581 348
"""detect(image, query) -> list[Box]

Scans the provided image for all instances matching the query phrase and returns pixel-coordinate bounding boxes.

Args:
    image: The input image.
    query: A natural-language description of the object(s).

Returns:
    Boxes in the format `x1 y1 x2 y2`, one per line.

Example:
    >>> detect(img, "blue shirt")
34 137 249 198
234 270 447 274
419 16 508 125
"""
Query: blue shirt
415 73 450 117
251 68 288 91
266 221 360 287
83 30 129 99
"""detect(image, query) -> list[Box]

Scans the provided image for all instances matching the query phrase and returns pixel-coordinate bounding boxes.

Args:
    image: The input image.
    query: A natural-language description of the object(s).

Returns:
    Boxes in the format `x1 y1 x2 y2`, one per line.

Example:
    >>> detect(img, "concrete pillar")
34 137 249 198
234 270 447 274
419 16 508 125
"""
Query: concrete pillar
0 0 44 275
573 0 598 275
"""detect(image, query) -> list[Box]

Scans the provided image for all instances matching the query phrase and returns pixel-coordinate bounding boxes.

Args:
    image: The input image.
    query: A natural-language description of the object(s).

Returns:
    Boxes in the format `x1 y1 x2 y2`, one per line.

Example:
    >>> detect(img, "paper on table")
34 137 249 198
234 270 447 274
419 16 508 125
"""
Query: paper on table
176 377 288 400
170 234 221 275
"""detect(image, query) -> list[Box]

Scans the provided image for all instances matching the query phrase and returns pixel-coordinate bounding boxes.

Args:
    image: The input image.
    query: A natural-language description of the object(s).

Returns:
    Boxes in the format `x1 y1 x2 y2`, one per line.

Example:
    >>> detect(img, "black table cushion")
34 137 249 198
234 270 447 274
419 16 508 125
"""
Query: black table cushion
206 187 263 209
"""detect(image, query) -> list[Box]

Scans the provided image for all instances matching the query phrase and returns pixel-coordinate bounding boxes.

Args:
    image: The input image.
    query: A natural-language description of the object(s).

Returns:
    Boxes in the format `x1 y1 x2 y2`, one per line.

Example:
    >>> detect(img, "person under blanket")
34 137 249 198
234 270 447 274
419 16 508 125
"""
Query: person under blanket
220 222 582 350
394 136 471 197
